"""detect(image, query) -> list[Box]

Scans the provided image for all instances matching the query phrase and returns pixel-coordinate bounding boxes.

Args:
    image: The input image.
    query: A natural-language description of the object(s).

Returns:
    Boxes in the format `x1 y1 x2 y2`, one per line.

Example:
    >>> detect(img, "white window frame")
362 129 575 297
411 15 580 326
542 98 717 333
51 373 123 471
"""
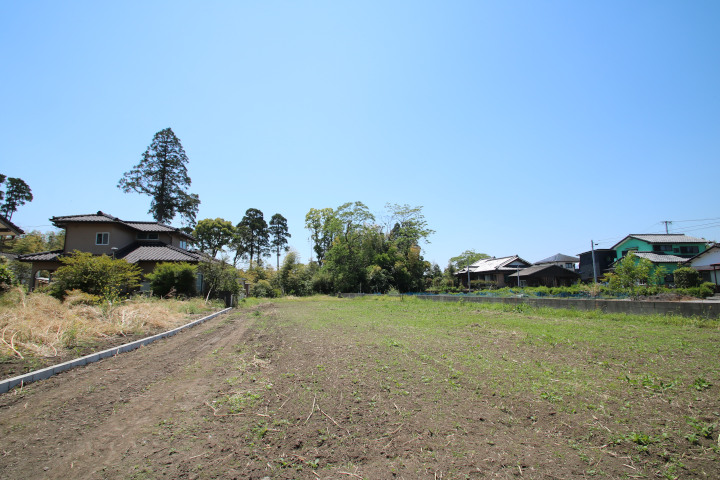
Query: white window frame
96 232 109 245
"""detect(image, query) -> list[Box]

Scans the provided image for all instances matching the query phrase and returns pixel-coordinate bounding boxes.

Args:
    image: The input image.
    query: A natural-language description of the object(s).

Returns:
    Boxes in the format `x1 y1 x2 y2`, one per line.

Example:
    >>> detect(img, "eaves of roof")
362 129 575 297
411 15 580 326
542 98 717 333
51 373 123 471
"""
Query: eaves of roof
0 215 25 236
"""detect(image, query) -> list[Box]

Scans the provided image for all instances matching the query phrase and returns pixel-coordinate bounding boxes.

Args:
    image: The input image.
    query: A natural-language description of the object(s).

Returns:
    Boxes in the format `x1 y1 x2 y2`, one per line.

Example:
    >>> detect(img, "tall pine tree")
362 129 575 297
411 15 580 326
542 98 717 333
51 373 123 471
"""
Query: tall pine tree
118 128 200 226
269 213 291 270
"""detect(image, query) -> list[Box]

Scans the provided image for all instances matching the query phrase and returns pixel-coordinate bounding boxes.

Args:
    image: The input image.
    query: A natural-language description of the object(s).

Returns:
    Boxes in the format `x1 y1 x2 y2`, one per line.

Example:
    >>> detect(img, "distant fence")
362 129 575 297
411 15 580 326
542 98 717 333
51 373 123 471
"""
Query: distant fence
339 293 720 318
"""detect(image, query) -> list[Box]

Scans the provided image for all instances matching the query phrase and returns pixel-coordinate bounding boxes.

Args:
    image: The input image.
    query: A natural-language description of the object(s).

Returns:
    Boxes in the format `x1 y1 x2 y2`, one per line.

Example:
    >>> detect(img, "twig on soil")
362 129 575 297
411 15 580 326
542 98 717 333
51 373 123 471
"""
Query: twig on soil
339 472 363 478
318 405 349 433
205 402 245 417
305 395 317 423
144 447 168 458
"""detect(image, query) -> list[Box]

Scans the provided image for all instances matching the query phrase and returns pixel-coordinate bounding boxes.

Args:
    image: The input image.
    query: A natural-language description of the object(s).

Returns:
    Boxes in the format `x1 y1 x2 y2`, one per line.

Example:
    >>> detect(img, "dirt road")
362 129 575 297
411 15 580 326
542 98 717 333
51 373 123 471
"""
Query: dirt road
0 308 253 480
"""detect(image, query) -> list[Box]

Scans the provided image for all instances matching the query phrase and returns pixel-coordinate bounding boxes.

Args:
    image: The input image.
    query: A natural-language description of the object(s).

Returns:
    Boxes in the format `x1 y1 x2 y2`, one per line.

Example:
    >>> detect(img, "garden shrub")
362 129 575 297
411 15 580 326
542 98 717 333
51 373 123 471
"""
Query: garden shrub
51 251 141 301
673 267 702 288
146 262 197 297
251 279 276 298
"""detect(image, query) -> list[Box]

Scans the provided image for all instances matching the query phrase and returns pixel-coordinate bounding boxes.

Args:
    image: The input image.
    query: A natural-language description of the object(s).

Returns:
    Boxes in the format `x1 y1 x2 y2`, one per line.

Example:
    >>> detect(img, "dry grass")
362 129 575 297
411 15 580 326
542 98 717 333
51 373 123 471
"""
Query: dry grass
0 288 223 360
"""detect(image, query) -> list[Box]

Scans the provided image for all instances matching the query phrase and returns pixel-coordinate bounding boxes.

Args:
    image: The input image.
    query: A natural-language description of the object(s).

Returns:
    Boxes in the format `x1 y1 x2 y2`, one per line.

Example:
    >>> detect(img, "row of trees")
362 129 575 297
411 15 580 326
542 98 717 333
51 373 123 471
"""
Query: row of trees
304 202 434 293
192 210 291 269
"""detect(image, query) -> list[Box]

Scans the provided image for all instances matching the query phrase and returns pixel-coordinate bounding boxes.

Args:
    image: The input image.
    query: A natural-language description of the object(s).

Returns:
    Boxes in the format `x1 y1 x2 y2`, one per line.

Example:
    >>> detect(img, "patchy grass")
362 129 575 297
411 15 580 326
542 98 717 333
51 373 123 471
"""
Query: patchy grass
0 288 225 378
224 295 720 478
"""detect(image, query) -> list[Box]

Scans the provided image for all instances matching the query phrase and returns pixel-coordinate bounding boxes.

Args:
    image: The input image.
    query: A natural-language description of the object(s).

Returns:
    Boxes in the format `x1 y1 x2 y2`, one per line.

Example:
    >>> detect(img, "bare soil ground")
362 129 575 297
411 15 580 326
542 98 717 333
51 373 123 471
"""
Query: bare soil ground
0 299 717 479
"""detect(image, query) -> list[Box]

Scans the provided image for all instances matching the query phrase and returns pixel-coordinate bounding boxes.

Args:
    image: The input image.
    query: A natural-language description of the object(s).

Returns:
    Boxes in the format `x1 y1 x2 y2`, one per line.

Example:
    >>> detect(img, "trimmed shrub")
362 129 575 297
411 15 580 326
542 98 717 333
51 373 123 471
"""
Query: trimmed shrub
146 262 197 298
673 267 702 288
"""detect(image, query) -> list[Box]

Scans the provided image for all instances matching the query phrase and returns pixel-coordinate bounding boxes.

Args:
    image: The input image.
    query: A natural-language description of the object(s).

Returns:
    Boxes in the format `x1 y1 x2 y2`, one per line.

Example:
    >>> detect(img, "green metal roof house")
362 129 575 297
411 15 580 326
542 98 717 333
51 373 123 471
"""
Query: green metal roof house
611 234 709 283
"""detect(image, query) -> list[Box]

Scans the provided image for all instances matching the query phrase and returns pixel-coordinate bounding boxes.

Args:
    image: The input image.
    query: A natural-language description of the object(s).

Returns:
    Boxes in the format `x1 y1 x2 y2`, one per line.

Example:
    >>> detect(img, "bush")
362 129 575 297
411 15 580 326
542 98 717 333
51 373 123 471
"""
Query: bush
673 267 702 288
682 282 715 299
51 251 141 301
146 262 197 297
0 260 16 291
251 279 276 298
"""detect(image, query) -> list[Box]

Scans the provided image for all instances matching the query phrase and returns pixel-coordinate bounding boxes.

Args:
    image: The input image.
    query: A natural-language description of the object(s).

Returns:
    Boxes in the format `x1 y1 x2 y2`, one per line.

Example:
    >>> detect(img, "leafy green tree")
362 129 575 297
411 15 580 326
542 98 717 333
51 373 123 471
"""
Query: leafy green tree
304 207 339 266
198 258 241 299
117 128 200 226
51 251 141 300
309 202 433 293
235 208 270 267
276 250 313 296
448 250 490 270
605 252 665 297
193 218 235 258
384 203 435 254
269 213 291 270
6 230 64 254
0 176 33 221
145 262 197 297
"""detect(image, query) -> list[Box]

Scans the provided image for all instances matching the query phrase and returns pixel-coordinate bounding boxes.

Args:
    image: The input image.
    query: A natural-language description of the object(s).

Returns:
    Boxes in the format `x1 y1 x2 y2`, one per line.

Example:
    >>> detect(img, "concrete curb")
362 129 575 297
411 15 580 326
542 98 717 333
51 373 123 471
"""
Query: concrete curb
0 307 234 395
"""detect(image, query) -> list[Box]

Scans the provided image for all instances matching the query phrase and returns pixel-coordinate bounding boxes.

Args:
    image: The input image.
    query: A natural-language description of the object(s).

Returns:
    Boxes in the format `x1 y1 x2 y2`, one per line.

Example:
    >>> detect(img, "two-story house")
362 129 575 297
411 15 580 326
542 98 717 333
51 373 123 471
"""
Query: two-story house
610 234 708 284
19 211 202 289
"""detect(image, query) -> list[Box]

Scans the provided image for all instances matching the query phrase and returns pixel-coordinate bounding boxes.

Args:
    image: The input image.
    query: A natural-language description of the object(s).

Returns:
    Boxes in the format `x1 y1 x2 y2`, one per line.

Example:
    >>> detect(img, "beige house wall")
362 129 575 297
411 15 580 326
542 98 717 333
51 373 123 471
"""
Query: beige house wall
63 223 135 256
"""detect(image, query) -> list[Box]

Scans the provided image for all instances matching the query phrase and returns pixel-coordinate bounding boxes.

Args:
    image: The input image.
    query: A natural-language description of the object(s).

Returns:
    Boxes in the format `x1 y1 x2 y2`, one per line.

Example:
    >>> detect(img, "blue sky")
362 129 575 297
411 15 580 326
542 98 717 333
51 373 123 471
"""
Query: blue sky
2 1 719 267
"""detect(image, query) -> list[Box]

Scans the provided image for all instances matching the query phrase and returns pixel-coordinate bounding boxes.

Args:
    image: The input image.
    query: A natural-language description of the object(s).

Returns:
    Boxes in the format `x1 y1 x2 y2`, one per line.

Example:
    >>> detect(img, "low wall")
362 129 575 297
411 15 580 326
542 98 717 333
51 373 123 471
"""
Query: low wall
339 294 720 318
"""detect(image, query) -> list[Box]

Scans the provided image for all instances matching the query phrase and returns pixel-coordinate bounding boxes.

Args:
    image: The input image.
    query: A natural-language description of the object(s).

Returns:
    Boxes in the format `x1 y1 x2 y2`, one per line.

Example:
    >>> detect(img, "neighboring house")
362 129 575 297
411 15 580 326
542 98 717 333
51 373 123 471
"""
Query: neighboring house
686 244 720 287
610 234 709 284
577 248 616 282
612 234 708 261
18 211 201 289
508 264 580 287
534 253 579 271
455 255 532 288
0 215 24 240
628 252 688 284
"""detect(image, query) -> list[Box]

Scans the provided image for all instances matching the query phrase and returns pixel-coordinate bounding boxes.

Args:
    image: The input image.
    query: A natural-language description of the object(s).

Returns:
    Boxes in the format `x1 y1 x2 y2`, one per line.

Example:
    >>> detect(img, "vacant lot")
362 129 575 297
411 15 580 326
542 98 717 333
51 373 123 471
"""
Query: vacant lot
1 296 719 479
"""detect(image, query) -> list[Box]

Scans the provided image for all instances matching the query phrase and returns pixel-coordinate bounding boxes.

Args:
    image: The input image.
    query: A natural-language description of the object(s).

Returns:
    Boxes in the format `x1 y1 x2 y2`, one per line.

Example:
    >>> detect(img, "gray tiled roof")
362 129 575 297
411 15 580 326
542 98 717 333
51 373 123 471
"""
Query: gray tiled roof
120 244 201 263
535 253 579 264
612 234 707 249
50 211 195 240
17 250 63 262
123 222 177 232
509 264 580 277
51 212 119 224
632 252 688 263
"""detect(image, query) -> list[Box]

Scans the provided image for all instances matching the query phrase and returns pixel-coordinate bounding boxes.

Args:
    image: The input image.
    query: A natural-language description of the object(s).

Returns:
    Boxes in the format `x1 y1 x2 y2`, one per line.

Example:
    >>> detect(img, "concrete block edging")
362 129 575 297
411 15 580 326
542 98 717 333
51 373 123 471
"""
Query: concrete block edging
0 307 233 395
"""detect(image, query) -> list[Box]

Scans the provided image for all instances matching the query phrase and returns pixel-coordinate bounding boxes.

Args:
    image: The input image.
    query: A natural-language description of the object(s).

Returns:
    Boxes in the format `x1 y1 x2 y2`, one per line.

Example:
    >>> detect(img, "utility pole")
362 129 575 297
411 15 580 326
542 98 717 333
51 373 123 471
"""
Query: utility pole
591 240 598 284
467 259 471 293
662 221 672 234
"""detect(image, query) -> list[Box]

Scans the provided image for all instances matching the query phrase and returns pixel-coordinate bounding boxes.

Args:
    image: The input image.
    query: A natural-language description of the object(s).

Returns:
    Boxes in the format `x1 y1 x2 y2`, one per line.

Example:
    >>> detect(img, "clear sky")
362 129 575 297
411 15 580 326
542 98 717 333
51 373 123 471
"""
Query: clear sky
2 1 719 267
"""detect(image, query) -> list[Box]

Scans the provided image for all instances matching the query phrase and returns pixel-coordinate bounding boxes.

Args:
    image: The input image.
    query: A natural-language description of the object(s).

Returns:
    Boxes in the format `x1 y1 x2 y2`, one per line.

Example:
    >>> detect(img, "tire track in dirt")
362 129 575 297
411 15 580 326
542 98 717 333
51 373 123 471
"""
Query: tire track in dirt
0 309 253 480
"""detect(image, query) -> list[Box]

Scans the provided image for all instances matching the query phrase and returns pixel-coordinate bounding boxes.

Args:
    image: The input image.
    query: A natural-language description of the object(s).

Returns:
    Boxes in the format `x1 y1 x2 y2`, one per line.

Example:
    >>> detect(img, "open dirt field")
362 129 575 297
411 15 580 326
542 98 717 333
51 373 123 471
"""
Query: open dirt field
1 297 718 479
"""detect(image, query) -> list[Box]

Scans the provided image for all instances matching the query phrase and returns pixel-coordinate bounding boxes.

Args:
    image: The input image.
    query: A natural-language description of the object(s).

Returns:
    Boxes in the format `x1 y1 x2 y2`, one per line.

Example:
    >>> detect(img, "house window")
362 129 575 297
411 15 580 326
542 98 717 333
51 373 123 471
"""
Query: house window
136 232 159 240
179 240 187 250
679 246 699 255
96 232 109 245
653 245 673 253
